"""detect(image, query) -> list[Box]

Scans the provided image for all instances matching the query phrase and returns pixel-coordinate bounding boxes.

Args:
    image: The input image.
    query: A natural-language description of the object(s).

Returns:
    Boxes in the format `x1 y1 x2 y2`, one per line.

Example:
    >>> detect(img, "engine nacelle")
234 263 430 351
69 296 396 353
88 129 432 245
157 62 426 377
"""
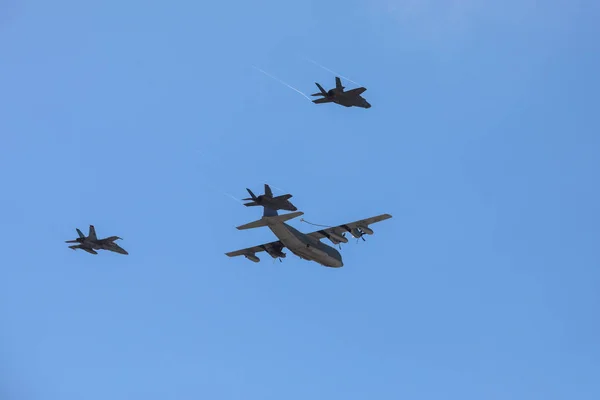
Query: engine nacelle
244 254 260 263
349 228 363 238
328 231 348 244
357 225 373 235
267 250 286 259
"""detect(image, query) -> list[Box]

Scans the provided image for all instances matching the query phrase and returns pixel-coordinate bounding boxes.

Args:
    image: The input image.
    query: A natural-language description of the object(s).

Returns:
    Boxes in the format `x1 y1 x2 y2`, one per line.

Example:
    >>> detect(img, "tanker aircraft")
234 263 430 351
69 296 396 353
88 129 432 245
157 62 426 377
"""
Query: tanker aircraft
225 206 391 267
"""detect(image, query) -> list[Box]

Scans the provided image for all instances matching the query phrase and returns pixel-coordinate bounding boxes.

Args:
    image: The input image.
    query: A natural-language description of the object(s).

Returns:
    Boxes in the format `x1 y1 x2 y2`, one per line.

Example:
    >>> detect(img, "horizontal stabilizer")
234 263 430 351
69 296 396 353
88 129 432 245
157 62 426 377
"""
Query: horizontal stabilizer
236 219 269 230
243 201 259 207
236 211 304 230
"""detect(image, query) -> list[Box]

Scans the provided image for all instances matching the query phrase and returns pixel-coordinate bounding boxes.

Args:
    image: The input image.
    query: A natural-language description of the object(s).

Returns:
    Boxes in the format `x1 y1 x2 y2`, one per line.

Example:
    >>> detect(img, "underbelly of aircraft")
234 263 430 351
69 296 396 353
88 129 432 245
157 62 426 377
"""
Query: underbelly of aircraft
269 224 335 266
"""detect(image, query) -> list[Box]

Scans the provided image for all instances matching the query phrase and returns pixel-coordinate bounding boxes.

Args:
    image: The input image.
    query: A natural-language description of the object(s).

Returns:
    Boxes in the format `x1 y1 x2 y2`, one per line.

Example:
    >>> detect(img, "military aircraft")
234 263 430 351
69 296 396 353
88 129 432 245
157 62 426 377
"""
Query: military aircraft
225 206 391 267
65 225 128 255
243 184 298 212
311 76 371 108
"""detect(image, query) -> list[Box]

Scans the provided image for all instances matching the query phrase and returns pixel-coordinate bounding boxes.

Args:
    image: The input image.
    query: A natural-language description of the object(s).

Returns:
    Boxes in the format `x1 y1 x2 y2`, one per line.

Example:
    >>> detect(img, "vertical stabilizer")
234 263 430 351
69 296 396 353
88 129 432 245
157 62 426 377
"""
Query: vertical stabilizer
88 225 98 241
263 206 278 218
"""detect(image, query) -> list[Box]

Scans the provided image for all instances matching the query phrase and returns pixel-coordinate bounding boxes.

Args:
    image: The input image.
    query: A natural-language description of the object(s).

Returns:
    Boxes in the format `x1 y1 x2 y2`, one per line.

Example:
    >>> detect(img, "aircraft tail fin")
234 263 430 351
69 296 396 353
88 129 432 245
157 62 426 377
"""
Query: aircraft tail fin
311 83 327 96
236 210 304 230
76 228 85 239
242 188 257 201
335 77 344 91
88 225 98 241
264 184 273 198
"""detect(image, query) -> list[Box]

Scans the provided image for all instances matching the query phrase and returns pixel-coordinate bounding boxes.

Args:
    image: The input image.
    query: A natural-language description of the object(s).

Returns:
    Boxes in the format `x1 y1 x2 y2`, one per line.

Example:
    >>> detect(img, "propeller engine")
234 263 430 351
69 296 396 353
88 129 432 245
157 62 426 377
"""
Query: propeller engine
263 244 286 263
346 227 369 242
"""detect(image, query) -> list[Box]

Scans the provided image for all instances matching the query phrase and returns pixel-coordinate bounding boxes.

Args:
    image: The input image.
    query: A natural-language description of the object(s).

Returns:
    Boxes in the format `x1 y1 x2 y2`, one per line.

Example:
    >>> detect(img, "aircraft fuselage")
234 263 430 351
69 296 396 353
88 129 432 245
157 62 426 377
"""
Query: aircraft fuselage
334 93 371 108
267 221 343 268
264 198 297 211
78 239 128 255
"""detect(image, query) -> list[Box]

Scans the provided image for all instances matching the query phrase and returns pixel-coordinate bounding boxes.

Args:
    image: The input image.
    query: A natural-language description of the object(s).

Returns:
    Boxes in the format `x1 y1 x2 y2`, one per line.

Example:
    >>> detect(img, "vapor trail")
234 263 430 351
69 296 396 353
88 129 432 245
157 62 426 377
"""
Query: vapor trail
252 66 312 101
223 192 244 205
269 185 288 194
306 59 361 86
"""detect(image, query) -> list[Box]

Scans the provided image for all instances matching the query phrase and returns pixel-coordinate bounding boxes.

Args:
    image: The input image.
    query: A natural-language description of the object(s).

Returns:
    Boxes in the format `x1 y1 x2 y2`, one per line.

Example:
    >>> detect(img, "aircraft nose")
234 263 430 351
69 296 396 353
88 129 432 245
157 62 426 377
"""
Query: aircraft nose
331 259 343 268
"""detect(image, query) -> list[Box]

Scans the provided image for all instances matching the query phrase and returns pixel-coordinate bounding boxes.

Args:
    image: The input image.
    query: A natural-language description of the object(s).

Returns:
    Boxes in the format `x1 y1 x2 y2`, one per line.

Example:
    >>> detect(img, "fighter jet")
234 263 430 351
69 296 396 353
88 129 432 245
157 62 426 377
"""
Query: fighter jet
243 184 298 212
311 76 371 108
225 206 391 268
65 225 128 255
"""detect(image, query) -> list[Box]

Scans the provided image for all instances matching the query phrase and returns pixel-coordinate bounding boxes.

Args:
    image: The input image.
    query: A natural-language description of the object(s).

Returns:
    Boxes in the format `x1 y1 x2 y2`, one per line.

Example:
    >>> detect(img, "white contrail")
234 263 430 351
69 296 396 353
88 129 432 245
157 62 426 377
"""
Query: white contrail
223 192 244 204
269 185 288 194
306 59 361 86
252 66 312 101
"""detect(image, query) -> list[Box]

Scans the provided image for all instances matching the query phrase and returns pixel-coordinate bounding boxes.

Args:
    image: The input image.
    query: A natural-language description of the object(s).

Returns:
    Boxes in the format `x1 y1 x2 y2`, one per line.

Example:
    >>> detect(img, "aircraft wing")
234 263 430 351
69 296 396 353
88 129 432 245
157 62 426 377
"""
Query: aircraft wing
306 213 392 242
225 239 286 261
313 98 333 104
344 87 366 96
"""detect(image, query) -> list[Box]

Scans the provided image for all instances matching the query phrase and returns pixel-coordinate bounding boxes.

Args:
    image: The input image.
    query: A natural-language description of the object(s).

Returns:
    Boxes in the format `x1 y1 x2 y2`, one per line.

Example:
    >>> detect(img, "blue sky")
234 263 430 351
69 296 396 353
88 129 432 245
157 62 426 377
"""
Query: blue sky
1 0 599 399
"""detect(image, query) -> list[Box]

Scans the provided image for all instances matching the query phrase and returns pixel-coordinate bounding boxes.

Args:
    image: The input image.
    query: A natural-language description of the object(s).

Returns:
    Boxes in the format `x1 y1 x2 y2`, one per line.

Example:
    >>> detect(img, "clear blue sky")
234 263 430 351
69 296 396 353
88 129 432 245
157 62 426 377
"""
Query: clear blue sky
1 1 599 399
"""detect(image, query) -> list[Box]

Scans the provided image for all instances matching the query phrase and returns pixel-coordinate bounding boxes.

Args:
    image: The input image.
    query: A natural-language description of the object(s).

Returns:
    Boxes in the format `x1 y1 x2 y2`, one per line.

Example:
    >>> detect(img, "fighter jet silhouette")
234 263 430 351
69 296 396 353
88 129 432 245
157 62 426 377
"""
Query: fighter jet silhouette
66 225 128 255
311 77 370 108
243 184 298 212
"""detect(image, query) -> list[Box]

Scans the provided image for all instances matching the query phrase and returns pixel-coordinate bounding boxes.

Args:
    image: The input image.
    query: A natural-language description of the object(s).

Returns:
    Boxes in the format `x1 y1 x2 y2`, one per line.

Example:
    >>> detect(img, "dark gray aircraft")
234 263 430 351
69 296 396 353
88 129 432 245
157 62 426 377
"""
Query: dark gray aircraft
66 225 128 255
311 77 371 108
243 184 298 212
225 206 391 268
